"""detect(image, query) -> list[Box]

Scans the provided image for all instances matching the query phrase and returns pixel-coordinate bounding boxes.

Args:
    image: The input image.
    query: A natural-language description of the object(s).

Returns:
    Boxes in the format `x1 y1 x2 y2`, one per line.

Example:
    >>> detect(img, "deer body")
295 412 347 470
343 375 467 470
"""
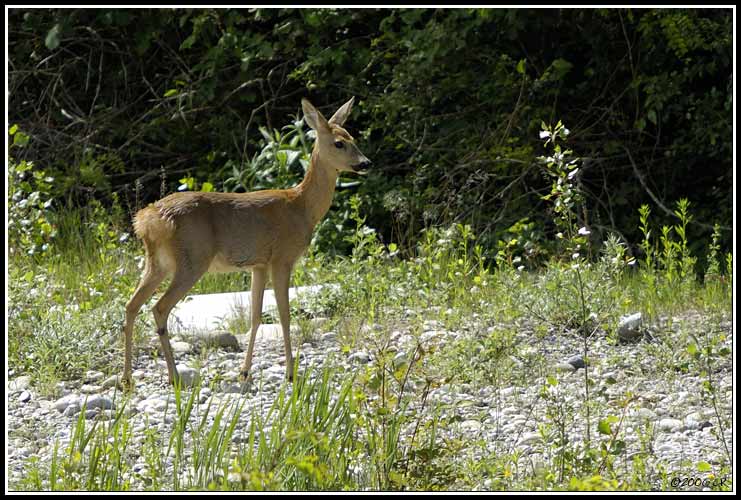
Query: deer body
123 97 370 388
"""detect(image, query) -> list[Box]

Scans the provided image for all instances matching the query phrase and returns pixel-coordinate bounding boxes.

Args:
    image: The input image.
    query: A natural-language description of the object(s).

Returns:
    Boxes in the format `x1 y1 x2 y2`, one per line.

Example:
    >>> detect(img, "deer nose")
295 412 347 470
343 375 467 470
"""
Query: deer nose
358 159 372 169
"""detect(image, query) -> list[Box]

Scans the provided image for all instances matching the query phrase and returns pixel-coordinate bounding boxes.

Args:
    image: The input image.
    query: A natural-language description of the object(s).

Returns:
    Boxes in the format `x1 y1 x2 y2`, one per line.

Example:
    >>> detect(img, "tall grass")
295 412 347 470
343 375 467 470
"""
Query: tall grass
8 129 732 491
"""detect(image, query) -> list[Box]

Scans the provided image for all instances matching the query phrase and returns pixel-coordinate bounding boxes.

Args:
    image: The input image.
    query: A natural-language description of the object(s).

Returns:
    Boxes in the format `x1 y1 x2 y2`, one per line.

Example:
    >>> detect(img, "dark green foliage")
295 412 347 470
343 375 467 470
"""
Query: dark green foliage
8 8 732 256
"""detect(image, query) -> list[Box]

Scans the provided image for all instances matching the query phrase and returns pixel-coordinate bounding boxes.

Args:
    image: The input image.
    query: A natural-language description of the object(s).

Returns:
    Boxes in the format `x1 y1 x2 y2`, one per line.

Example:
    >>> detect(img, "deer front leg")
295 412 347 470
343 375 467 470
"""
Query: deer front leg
240 266 267 386
271 263 294 382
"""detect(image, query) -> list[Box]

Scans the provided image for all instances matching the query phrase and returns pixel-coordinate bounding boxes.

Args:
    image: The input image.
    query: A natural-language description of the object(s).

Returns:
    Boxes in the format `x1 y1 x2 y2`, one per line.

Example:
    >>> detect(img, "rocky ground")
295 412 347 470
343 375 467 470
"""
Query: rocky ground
6 314 734 491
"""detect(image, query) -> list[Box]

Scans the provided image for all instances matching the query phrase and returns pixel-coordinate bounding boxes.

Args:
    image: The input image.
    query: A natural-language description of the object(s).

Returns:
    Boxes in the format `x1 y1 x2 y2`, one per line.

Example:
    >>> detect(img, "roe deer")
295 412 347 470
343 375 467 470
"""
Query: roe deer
123 97 371 388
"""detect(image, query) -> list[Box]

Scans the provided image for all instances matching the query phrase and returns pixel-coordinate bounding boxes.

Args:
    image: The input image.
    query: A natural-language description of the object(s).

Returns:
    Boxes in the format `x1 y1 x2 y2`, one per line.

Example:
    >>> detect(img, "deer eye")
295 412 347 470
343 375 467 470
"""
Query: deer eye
334 140 345 149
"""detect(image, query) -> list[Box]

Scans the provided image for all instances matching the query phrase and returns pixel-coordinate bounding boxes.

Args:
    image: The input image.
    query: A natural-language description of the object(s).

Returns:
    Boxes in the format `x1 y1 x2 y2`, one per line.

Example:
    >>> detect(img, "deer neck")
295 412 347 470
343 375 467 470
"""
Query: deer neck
295 148 338 227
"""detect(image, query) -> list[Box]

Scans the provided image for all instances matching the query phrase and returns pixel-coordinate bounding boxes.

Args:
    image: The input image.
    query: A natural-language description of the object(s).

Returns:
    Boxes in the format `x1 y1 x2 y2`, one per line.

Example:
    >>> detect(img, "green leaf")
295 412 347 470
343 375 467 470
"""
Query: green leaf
597 418 612 435
9 124 18 135
164 89 179 98
516 59 526 74
45 24 61 50
13 132 29 147
610 440 626 455
546 375 558 387
201 182 214 192
697 461 712 472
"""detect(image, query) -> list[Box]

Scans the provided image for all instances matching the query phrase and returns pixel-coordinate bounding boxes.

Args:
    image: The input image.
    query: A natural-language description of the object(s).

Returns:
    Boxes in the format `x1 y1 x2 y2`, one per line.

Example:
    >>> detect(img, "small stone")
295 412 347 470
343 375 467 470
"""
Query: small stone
19 391 32 403
349 351 371 364
85 370 105 383
63 403 81 417
631 408 657 420
658 418 683 432
9 375 32 392
209 332 241 351
461 420 482 433
555 362 577 373
519 432 542 445
199 388 212 403
175 365 199 387
618 312 643 342
392 351 408 368
656 443 676 453
566 355 585 370
500 387 517 397
321 332 337 342
171 341 192 354
80 384 103 394
149 398 169 412
420 330 444 345
82 394 114 411
54 394 80 413
220 382 243 394
189 331 240 351
101 375 121 389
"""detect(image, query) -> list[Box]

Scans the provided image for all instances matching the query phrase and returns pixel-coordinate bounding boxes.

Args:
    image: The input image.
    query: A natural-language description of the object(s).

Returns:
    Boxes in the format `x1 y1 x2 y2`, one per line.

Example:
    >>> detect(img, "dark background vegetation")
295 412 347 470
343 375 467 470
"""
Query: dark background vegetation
7 8 733 260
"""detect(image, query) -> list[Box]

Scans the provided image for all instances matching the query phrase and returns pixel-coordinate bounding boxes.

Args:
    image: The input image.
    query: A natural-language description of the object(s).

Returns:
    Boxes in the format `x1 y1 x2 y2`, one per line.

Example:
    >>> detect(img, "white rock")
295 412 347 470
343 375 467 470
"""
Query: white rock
656 443 676 453
81 394 114 411
172 341 192 354
658 418 683 432
85 409 101 420
80 384 103 394
392 351 408 368
631 408 657 420
199 388 212 403
175 365 199 387
85 370 105 383
101 375 120 389
320 332 337 342
9 375 32 392
618 312 642 341
420 330 444 345
519 432 542 445
555 362 577 373
63 403 81 417
349 351 371 364
54 394 80 413
461 420 482 433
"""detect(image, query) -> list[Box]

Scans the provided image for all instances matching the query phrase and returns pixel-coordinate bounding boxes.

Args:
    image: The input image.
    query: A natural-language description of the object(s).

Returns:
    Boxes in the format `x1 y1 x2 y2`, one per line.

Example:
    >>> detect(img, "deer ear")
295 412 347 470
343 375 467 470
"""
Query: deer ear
302 99 330 133
328 96 355 126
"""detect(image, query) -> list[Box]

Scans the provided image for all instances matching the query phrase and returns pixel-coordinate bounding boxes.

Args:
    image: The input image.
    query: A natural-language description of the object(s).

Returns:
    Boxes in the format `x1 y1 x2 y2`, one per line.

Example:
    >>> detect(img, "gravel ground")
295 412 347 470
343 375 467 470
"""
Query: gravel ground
6 313 733 491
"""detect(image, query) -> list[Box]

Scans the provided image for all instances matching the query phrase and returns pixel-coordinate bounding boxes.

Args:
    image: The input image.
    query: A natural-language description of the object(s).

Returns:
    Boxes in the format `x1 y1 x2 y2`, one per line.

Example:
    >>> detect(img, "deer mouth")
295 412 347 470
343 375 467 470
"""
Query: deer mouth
351 160 371 175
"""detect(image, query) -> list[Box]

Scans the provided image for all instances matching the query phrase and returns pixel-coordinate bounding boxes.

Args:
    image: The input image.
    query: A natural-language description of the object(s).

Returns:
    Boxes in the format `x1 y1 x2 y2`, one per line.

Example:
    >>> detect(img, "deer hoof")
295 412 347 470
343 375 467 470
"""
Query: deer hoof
121 375 134 392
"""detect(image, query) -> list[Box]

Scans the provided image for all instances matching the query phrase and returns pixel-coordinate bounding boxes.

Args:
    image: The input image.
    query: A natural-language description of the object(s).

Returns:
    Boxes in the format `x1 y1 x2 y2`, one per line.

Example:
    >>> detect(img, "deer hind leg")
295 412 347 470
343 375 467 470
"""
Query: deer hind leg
152 261 208 386
240 266 267 386
271 263 294 382
123 259 166 389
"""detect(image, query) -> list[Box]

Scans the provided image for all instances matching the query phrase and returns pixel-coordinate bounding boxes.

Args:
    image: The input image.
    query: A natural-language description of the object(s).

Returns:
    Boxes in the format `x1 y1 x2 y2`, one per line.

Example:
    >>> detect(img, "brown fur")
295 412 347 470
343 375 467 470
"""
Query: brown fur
122 97 371 388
